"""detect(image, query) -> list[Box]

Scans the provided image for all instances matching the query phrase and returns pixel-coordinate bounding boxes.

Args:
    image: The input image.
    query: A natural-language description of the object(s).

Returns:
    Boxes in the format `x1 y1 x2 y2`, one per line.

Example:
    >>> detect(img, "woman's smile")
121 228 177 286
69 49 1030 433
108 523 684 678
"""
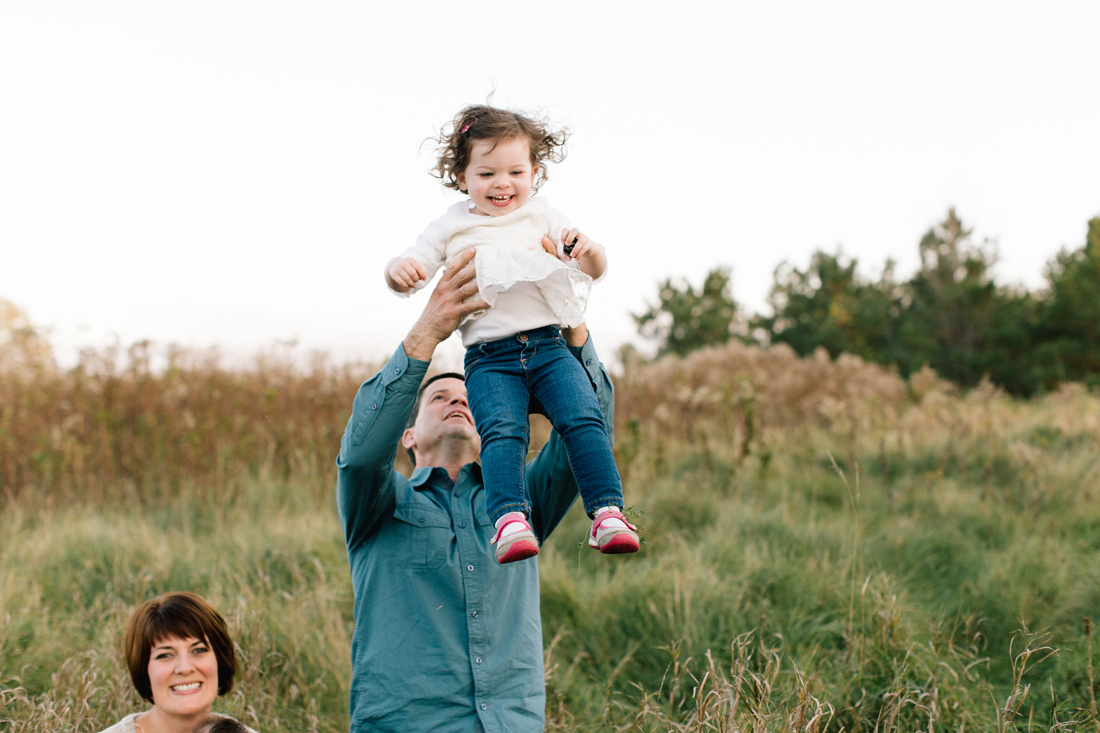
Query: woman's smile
147 635 219 716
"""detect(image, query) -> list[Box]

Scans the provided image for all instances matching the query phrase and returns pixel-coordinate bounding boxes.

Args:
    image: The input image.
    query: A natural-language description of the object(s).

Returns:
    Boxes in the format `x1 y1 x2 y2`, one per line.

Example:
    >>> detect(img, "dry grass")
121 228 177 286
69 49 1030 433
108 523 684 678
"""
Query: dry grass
3 322 1100 731
0 339 377 507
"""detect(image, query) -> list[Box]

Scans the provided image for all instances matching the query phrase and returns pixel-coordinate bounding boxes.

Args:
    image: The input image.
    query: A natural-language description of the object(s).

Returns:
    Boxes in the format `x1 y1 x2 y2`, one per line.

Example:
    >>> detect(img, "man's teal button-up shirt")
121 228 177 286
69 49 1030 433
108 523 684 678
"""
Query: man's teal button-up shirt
336 338 614 733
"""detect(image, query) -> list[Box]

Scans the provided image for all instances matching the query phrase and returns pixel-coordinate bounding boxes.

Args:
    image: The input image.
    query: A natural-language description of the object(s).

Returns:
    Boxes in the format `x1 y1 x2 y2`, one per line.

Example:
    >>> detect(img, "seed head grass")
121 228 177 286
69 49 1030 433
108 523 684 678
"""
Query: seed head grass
3 337 1100 730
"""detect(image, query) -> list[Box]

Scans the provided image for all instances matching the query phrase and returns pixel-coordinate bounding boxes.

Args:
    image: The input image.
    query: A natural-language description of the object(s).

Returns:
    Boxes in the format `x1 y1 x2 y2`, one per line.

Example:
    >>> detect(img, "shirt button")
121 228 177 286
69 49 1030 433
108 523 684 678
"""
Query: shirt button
472 611 478 618
394 367 400 374
585 358 592 366
459 522 466 528
480 704 487 711
418 516 425 523
467 564 474 572
475 657 482 664
371 402 378 410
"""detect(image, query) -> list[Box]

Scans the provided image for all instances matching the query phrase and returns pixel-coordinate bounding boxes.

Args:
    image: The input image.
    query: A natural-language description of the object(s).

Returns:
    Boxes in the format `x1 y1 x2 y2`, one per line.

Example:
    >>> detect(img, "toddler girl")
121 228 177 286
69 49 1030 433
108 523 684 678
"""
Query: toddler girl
385 104 638 564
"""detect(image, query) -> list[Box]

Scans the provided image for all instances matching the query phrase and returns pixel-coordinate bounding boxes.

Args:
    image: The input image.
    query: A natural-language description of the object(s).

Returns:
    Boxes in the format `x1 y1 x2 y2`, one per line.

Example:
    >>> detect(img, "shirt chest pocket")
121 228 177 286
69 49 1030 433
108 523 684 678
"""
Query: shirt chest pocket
391 504 452 570
471 493 493 534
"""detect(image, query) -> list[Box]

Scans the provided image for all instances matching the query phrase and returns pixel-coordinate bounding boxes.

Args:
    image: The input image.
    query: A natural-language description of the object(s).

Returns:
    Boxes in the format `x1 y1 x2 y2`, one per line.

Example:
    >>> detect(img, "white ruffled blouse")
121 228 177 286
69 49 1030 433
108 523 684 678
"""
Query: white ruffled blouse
390 197 598 347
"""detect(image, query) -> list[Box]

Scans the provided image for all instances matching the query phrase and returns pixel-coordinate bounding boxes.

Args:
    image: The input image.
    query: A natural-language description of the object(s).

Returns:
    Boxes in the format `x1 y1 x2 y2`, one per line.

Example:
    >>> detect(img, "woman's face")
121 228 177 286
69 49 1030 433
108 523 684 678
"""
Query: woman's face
147 635 219 717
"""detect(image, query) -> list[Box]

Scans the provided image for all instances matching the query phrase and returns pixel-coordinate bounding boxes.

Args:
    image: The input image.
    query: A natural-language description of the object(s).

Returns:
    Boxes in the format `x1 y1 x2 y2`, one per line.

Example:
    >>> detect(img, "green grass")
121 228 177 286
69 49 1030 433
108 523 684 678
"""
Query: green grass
6 438 1096 731
1 483 353 732
3 345 1100 731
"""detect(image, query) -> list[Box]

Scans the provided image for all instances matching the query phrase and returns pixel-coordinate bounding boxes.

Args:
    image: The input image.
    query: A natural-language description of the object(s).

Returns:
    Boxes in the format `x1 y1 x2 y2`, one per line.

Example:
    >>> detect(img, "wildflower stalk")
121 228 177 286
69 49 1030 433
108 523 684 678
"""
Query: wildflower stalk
1087 617 1098 726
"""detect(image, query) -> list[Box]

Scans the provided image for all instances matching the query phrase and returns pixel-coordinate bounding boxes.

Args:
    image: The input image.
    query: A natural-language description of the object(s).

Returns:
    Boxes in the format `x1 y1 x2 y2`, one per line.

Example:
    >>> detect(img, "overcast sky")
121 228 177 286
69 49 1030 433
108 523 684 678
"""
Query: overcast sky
2 1 1098 370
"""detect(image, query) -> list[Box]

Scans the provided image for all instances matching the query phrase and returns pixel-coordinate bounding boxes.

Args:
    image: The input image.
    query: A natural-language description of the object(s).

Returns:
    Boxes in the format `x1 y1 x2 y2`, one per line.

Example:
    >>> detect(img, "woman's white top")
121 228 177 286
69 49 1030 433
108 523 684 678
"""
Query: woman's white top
98 712 259 732
390 197 598 347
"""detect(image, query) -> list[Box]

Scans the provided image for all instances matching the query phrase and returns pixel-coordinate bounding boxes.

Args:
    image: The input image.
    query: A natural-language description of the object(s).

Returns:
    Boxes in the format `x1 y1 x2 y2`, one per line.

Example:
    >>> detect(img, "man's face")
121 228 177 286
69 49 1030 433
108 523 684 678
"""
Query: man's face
404 377 480 458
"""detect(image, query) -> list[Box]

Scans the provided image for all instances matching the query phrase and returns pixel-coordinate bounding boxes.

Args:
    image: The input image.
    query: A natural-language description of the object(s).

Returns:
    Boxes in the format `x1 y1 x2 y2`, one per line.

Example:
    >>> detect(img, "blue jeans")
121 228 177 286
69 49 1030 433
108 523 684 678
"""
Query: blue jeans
464 326 624 524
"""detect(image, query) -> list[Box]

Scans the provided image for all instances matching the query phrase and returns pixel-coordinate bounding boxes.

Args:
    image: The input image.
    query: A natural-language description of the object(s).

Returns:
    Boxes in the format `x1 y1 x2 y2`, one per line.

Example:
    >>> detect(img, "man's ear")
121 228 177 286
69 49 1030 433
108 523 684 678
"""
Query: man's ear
401 427 417 452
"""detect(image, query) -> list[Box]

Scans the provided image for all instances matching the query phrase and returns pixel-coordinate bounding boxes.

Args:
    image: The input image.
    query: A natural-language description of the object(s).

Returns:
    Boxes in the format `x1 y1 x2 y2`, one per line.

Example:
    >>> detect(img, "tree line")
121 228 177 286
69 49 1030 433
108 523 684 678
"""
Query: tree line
634 210 1100 396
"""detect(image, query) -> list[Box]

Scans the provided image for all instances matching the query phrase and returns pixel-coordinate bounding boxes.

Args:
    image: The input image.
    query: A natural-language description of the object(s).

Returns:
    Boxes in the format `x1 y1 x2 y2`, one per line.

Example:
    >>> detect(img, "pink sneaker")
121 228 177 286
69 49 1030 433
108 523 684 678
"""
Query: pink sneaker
588 507 640 554
491 513 540 564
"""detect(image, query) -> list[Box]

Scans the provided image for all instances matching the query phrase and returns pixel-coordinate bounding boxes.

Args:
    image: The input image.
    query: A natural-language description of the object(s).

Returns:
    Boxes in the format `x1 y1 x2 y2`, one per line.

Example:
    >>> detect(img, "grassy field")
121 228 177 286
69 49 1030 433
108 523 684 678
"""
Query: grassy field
2 339 1100 731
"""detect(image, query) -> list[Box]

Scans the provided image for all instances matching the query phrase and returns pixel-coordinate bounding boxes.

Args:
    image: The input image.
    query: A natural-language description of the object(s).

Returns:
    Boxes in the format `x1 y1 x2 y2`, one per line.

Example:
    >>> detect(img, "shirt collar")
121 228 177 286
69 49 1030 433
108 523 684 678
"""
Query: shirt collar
408 466 440 489
409 463 481 490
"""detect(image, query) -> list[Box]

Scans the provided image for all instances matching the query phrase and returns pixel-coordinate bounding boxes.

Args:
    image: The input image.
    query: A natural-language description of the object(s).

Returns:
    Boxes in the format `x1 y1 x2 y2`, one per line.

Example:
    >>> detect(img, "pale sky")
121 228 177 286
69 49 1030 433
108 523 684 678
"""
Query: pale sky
2 1 1098 370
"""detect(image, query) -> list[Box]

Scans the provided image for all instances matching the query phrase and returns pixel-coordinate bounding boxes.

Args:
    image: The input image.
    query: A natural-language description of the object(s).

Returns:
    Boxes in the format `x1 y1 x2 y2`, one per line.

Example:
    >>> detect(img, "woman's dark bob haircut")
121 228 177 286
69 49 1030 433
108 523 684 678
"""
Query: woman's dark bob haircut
124 591 237 703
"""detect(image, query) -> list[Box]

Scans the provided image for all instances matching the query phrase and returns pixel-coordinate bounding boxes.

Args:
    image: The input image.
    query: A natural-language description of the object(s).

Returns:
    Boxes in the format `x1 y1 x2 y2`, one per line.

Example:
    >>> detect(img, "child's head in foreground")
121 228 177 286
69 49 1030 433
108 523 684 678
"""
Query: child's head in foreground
431 104 569 217
191 717 249 733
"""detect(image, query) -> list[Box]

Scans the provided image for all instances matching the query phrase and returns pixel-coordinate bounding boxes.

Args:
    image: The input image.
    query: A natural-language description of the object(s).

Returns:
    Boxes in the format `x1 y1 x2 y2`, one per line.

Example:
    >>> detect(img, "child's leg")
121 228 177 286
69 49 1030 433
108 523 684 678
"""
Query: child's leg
464 341 533 524
525 334 623 517
526 334 638 553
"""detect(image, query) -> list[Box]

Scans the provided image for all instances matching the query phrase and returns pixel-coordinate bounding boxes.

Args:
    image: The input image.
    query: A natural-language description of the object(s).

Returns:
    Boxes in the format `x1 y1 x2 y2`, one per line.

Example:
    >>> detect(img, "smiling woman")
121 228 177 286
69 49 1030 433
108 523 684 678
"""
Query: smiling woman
97 592 257 733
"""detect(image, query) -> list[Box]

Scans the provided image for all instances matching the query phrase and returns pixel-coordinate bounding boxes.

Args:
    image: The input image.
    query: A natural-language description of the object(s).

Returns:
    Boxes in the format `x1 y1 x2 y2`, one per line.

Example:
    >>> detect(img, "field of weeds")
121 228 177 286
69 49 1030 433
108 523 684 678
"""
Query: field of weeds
2 338 1100 731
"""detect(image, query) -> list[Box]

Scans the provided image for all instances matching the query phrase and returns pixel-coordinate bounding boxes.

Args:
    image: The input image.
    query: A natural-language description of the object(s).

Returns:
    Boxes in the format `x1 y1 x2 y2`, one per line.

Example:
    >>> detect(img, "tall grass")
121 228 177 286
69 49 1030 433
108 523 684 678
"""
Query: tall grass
0 481 352 732
3 336 1100 731
0 340 378 507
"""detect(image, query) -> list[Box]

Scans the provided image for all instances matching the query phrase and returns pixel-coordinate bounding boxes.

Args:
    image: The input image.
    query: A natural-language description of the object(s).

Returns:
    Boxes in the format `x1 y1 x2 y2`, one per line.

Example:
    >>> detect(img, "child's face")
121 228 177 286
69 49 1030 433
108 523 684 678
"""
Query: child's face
456 136 537 217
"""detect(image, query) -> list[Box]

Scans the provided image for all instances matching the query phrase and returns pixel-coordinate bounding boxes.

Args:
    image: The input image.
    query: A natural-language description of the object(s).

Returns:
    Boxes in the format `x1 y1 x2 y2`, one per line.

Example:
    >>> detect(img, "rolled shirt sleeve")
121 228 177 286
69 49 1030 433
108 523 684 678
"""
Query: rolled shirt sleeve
336 344 431 550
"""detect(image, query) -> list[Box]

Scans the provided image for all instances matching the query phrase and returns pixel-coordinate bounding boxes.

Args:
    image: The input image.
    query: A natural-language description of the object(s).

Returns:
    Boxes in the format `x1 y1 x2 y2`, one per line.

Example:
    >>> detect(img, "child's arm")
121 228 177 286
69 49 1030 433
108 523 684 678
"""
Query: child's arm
385 257 429 293
554 228 607 280
387 207 456 295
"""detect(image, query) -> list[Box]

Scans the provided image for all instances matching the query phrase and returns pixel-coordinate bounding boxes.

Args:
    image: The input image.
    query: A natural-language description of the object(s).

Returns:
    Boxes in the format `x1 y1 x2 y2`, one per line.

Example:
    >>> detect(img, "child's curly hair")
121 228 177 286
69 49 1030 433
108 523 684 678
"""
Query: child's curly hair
430 104 570 194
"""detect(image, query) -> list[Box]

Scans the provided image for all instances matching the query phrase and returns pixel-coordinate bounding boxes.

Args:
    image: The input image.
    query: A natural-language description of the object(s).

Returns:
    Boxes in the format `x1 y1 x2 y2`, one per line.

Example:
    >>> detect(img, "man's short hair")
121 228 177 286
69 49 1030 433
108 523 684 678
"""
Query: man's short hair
404 372 465 466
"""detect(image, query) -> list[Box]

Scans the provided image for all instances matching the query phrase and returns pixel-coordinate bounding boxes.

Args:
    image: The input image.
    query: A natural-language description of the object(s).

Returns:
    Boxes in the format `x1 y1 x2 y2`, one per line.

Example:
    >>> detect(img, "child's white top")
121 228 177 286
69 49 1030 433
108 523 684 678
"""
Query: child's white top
390 197 599 347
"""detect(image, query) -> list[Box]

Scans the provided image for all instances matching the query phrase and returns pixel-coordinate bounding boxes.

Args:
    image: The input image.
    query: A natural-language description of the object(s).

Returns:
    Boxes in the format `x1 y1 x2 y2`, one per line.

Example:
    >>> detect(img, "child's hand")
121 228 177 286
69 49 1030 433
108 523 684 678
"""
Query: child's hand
387 257 428 292
560 228 595 261
544 229 607 280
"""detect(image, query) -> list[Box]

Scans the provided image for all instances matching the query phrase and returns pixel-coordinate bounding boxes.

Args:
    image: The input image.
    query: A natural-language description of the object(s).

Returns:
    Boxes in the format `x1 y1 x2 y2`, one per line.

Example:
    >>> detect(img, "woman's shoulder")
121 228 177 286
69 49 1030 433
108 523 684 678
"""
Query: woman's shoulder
95 712 256 733
97 712 141 733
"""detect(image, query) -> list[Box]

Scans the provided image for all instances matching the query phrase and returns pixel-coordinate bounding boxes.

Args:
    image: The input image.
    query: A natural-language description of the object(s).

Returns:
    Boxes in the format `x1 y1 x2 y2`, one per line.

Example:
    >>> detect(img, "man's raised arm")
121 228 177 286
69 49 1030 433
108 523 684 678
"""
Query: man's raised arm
336 249 487 549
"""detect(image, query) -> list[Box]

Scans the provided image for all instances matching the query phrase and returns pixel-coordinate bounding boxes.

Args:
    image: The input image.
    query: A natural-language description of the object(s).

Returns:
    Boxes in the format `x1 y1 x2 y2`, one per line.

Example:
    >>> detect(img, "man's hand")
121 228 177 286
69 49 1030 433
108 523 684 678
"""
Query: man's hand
560 323 589 348
386 257 428 292
403 248 487 361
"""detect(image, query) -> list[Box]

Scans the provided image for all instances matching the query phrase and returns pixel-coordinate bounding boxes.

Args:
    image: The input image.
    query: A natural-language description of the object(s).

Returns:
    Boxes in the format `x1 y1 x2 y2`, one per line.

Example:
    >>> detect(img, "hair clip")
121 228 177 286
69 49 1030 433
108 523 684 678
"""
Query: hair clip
461 117 477 134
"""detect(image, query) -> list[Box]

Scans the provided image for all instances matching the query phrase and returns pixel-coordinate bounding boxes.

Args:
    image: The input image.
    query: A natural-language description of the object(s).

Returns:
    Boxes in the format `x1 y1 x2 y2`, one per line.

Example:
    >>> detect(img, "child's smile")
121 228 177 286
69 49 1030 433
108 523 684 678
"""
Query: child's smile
456 137 537 217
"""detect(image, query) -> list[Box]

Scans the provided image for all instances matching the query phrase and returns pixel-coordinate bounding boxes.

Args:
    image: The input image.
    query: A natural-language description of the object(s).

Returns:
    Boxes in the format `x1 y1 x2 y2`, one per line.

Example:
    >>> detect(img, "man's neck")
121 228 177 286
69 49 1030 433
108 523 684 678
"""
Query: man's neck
416 443 478 484
439 462 466 484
